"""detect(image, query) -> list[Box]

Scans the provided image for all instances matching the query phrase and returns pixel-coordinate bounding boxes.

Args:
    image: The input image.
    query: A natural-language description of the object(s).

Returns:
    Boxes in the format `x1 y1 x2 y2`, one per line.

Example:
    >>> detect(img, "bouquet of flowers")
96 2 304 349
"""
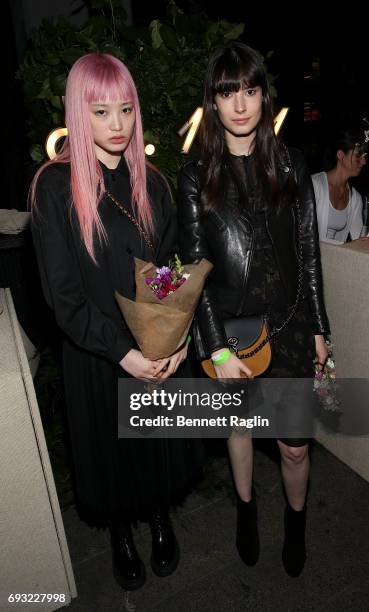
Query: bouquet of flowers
115 255 213 359
145 254 189 300
313 339 341 412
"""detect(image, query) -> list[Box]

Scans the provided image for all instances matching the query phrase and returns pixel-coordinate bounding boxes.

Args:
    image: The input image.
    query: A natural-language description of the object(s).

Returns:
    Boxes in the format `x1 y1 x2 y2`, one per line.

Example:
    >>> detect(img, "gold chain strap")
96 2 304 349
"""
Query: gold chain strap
105 190 154 252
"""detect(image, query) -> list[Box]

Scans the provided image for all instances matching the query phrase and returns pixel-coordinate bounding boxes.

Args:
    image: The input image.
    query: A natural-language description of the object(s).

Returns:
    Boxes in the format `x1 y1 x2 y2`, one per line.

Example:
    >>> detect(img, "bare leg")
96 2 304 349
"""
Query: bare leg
227 432 259 565
227 433 253 501
277 441 309 510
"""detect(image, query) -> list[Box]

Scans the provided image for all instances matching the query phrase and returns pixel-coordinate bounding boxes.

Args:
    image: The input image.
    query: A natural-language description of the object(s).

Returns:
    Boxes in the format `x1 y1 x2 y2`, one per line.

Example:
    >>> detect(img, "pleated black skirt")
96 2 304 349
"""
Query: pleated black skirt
62 341 204 527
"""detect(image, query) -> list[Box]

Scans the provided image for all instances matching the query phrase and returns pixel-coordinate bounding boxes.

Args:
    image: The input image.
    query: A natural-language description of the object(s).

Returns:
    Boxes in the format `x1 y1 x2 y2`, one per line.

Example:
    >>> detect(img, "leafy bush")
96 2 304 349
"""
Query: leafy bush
18 0 274 190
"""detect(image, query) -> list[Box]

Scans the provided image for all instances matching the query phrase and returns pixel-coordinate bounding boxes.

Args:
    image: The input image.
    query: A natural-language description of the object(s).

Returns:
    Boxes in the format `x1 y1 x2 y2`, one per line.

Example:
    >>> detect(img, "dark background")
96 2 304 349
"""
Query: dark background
6 0 369 207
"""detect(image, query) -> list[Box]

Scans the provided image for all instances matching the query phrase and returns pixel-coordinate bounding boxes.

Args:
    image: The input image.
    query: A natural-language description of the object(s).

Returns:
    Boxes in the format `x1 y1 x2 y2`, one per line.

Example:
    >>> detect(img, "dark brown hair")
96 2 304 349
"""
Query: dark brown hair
199 42 295 213
323 122 369 171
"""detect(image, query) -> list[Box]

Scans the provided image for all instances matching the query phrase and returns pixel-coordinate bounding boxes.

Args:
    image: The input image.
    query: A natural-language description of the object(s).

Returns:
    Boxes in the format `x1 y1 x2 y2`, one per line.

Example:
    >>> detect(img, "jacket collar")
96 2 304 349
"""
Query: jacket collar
99 155 130 177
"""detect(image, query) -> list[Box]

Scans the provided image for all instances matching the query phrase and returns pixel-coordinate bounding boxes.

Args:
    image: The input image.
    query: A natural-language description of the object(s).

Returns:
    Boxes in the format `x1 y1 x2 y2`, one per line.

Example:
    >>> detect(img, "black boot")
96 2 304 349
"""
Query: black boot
282 503 307 577
110 522 146 590
149 506 180 577
236 495 260 566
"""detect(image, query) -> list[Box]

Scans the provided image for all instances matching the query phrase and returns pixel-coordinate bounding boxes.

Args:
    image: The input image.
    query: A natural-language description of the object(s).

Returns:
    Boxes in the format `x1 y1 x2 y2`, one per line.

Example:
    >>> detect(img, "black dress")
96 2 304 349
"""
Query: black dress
32 156 203 526
232 154 316 378
229 155 316 445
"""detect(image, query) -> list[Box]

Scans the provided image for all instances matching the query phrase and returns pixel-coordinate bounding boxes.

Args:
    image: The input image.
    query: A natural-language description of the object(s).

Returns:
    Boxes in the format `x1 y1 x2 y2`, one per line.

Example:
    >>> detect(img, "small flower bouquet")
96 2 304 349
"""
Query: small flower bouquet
145 255 189 300
115 255 213 359
313 340 341 412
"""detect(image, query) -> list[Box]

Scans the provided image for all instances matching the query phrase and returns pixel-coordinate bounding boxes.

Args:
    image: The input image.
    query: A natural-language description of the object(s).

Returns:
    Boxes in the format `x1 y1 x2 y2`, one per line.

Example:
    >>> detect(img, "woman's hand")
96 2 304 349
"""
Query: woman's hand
119 349 168 381
314 335 329 372
212 348 253 379
156 343 189 381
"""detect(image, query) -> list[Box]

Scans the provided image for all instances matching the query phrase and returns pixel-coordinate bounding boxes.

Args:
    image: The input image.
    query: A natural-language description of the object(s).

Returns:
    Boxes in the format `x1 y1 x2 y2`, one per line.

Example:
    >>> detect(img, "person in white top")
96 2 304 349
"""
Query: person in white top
312 125 367 242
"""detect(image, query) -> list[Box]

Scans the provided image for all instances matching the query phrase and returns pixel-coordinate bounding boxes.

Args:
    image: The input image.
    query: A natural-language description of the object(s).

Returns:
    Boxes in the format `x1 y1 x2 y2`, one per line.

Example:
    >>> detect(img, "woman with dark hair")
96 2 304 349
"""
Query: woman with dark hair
178 42 330 577
31 53 203 591
312 125 367 242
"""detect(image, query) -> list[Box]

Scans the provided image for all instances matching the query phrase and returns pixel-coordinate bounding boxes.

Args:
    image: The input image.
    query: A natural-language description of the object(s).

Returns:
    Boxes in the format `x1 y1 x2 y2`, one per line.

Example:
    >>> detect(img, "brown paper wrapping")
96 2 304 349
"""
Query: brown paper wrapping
115 258 213 359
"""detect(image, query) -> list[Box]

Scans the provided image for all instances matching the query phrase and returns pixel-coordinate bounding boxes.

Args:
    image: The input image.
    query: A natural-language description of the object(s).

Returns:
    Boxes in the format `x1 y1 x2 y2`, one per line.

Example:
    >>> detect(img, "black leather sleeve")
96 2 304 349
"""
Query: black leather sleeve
177 161 228 356
290 148 330 335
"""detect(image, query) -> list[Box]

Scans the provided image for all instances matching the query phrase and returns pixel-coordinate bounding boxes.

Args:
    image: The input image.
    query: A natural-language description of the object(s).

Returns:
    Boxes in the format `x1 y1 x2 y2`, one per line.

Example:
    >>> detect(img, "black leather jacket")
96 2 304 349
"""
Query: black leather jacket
177 147 330 357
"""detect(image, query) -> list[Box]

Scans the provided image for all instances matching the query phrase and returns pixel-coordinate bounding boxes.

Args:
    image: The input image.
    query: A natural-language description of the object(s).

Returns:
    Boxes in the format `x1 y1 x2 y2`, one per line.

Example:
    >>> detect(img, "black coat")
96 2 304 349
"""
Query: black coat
177 147 330 357
31 157 203 525
32 157 177 364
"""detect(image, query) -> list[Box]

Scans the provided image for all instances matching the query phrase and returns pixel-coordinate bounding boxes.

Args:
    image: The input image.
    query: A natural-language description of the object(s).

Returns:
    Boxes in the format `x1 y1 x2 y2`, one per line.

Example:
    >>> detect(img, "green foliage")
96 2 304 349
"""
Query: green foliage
18 1 273 191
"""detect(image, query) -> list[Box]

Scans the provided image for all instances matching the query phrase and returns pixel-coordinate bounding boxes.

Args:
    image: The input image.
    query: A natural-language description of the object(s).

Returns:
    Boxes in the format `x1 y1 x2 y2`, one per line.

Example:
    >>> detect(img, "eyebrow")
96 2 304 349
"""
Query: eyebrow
90 102 133 106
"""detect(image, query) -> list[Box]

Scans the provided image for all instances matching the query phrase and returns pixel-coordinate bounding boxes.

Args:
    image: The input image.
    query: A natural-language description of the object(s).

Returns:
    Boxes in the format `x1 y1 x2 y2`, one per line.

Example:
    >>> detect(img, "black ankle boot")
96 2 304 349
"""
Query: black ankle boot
282 503 307 577
110 522 146 590
236 495 260 566
149 506 179 577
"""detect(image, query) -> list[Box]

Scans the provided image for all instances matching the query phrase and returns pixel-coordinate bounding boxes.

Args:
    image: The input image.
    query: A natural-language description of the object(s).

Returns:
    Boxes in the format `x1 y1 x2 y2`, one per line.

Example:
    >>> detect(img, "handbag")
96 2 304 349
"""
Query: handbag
200 146 304 379
201 314 272 378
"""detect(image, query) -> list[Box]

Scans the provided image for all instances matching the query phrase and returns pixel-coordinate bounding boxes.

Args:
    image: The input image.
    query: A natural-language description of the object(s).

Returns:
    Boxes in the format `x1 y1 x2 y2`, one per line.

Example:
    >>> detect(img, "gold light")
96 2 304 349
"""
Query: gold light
46 107 289 160
178 107 204 154
274 107 289 136
145 144 156 156
179 106 289 153
46 127 68 159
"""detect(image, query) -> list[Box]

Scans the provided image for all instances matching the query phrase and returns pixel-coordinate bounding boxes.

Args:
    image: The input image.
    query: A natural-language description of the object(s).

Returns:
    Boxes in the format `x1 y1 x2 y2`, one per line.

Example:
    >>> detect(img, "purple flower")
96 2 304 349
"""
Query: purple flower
145 255 189 299
156 266 171 276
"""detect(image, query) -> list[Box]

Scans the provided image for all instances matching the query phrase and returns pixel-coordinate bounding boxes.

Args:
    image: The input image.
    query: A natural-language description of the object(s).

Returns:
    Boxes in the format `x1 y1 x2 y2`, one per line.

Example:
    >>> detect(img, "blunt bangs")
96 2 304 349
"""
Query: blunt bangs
84 62 134 104
212 54 263 96
213 62 264 95
213 75 257 95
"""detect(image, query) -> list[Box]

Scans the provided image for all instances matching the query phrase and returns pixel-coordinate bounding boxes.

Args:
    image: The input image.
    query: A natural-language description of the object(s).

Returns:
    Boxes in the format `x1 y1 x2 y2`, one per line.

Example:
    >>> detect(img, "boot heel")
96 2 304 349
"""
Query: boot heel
236 495 260 566
282 504 307 577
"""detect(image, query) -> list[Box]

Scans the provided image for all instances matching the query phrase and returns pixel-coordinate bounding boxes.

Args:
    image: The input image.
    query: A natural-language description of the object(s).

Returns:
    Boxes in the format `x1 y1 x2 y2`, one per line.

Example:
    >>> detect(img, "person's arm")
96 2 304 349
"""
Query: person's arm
177 165 251 379
349 191 364 240
311 174 325 241
291 151 330 336
32 168 134 364
177 161 228 356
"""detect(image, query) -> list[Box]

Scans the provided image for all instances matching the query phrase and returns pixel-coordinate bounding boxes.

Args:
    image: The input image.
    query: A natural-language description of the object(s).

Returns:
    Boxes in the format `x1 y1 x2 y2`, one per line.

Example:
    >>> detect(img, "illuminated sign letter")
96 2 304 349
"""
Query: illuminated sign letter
273 107 289 136
46 128 68 159
178 107 204 154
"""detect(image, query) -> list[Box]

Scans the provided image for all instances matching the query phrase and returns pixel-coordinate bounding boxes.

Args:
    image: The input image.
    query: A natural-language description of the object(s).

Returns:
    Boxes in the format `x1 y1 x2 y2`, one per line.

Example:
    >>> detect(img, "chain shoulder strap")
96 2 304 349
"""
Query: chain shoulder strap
105 189 154 253
269 145 304 336
239 146 304 360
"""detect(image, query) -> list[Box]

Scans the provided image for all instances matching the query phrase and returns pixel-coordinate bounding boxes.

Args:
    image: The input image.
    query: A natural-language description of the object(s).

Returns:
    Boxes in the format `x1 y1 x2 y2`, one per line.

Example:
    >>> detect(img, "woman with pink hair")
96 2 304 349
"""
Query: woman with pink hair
31 53 203 590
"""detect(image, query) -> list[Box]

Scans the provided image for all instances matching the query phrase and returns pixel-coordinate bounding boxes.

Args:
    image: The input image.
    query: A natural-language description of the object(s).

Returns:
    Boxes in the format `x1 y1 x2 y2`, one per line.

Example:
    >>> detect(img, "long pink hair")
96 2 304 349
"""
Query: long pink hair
31 53 154 260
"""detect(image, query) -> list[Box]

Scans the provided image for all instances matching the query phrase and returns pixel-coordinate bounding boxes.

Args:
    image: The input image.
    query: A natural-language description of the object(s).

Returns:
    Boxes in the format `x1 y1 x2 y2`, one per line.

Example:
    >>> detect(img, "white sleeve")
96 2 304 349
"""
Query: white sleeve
311 174 324 239
349 191 364 239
